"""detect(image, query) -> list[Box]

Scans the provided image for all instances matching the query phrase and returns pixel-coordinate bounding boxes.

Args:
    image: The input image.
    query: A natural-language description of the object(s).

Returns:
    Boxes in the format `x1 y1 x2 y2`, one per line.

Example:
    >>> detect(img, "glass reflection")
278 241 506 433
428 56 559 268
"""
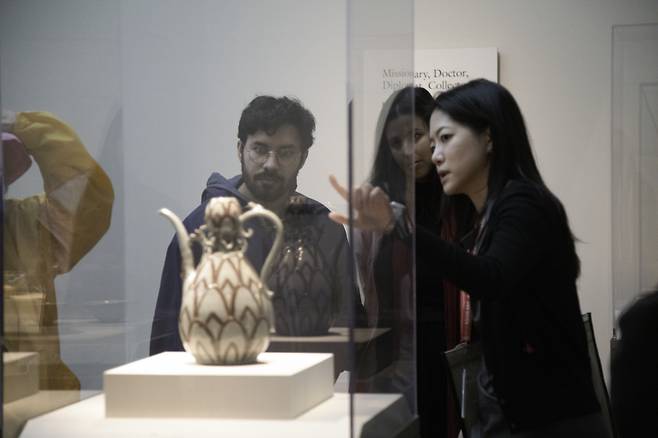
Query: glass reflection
3 111 114 434
331 88 437 408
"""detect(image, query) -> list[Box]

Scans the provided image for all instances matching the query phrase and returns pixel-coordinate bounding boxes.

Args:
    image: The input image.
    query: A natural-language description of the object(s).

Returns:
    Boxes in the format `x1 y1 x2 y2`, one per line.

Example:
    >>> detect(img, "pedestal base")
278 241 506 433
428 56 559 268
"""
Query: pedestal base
103 352 333 419
3 352 39 403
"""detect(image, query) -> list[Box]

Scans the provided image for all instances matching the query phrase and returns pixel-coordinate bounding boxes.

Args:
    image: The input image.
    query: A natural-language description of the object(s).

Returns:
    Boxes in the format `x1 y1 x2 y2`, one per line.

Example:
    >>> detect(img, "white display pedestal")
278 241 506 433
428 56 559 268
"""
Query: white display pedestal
104 352 333 419
3 390 94 438
3 352 39 403
269 327 391 379
20 392 413 438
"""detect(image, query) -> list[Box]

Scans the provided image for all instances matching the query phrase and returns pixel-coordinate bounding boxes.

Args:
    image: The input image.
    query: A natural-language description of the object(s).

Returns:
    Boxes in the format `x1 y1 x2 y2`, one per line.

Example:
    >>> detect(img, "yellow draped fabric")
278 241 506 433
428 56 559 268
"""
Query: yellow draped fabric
3 112 114 390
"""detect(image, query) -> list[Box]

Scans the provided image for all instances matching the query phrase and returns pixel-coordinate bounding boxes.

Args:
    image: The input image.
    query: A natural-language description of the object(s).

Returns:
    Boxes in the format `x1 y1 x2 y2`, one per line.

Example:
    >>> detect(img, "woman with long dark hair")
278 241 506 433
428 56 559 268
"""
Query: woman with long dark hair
420 79 608 437
333 79 610 437
331 86 452 437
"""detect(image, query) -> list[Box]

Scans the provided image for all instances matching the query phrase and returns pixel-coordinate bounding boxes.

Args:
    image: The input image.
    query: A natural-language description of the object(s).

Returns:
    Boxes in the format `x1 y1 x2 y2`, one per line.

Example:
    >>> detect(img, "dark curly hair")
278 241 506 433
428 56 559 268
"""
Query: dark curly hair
237 96 316 149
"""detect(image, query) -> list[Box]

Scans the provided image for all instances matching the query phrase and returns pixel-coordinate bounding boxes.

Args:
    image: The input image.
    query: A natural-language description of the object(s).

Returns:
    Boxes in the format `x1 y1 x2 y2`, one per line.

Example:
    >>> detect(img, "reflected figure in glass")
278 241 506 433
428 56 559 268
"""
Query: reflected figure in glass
331 88 447 428
2 111 114 391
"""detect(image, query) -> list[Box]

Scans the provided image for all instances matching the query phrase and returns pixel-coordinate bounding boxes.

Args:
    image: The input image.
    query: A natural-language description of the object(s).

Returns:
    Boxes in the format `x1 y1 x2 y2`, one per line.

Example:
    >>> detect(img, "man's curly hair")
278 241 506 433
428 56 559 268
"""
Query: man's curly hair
237 96 315 149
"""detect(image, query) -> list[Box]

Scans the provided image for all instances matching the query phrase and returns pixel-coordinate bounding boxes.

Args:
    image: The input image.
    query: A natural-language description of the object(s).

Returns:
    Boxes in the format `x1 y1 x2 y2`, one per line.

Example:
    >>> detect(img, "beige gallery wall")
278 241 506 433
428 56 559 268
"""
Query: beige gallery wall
415 0 658 377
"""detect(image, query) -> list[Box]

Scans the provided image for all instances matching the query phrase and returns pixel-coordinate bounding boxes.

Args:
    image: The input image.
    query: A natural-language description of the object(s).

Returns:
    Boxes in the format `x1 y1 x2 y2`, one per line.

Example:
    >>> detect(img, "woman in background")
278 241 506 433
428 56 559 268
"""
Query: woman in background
331 86 453 437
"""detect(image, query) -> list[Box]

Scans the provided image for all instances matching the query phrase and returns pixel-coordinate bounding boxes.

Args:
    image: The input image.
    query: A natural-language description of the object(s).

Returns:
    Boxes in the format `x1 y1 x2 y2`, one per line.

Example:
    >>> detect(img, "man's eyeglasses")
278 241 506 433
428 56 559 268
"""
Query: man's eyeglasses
246 144 302 166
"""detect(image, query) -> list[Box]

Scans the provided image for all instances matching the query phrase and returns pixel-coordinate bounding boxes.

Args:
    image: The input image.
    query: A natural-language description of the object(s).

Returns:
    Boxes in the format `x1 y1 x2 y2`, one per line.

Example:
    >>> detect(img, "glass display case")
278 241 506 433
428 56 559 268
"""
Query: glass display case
347 1 416 436
9 3 656 438
1 1 416 437
611 23 658 329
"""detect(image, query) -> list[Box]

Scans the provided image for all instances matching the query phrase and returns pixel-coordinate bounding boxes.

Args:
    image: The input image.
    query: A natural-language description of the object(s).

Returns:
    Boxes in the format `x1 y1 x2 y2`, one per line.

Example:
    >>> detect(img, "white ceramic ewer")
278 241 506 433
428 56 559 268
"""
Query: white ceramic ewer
159 197 282 365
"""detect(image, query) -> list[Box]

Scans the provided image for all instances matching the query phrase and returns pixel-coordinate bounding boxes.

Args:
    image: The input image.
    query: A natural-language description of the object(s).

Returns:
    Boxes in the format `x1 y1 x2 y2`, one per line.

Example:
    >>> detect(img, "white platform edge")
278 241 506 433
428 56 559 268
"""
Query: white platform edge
21 392 411 438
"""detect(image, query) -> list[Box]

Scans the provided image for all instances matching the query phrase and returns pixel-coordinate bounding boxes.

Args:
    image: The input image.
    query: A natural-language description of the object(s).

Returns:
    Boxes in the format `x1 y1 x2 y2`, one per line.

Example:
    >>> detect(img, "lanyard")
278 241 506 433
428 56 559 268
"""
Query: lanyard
460 199 495 343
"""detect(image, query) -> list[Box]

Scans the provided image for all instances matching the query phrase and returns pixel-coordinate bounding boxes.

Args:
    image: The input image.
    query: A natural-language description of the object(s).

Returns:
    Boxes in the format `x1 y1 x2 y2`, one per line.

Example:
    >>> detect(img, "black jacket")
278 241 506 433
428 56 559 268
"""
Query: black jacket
418 179 600 431
611 290 658 438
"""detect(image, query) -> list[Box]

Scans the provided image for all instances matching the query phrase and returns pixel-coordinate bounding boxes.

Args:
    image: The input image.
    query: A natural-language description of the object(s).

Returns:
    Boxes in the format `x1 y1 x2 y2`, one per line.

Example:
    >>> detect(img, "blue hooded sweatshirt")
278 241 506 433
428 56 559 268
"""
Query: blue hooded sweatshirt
149 172 364 354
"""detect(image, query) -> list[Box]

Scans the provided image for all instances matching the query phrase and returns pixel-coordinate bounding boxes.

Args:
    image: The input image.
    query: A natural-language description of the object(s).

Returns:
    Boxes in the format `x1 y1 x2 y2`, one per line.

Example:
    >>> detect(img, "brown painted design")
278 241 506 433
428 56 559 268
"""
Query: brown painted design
179 252 273 365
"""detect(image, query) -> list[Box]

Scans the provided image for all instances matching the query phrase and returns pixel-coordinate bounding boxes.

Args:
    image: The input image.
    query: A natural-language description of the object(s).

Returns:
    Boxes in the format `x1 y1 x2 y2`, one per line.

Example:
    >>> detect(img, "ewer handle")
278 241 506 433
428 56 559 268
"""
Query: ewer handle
239 203 283 289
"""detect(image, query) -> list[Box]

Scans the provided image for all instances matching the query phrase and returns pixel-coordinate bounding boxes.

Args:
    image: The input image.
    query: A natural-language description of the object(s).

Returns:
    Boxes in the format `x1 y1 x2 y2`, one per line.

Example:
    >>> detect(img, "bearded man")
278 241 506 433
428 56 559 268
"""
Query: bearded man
150 96 364 354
